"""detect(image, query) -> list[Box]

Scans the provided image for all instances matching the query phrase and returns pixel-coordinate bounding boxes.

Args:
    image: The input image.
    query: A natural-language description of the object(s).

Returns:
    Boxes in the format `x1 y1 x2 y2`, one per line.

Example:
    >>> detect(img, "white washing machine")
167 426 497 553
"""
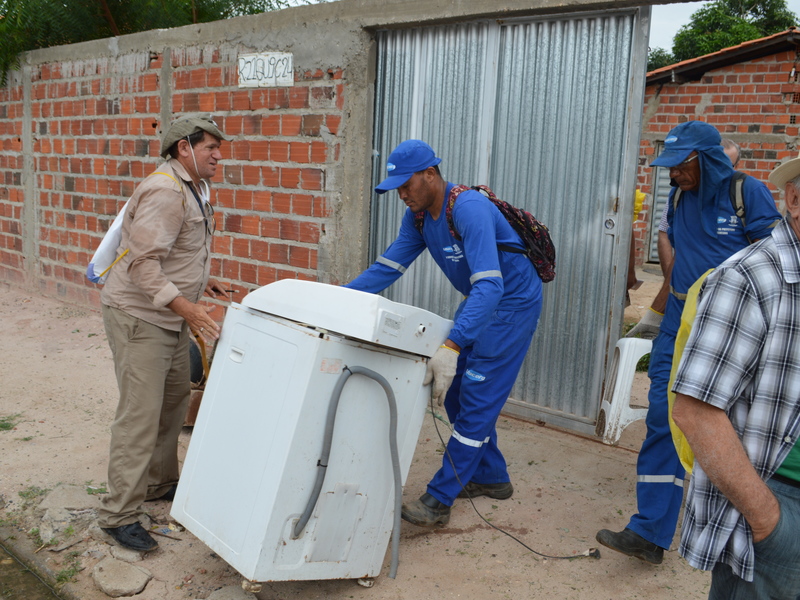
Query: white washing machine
171 280 452 583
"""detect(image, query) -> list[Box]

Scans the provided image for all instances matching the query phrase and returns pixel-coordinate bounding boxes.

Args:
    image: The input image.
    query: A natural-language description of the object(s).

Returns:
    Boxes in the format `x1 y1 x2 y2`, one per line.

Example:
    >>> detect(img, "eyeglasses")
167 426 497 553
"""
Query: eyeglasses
670 154 698 171
204 201 216 236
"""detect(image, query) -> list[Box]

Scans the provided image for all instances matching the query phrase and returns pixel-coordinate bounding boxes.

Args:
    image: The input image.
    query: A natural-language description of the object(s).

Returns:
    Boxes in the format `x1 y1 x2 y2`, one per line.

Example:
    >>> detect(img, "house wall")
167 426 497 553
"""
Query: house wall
0 0 652 311
634 48 800 265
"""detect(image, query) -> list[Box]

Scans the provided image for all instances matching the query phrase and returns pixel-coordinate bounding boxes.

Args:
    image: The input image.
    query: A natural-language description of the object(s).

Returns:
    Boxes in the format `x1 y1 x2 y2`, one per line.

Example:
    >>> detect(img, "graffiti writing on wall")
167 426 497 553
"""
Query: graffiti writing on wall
238 52 293 88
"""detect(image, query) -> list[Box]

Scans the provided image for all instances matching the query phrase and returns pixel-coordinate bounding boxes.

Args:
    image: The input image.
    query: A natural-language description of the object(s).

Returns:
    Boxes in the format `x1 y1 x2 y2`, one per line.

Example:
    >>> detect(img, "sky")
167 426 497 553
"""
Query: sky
649 0 800 51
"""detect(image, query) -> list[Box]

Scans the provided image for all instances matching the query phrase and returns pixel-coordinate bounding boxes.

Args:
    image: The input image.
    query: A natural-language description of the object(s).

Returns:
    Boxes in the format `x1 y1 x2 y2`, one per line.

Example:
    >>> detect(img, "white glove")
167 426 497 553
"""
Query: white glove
423 345 459 406
625 307 663 340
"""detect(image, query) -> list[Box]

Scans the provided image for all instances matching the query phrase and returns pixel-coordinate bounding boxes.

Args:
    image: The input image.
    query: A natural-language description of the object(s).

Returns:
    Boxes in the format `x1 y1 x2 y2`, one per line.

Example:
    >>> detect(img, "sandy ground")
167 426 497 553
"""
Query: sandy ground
0 271 712 600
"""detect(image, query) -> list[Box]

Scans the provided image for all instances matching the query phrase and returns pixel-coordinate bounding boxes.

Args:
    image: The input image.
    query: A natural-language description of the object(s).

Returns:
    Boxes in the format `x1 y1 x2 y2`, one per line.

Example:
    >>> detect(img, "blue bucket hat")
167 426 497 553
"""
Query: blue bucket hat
375 140 442 194
651 121 722 168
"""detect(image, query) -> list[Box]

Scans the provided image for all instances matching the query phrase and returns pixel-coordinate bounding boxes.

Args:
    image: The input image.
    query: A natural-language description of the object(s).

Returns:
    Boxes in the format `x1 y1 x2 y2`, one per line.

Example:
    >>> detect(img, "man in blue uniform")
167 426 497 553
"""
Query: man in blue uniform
346 140 542 527
596 121 781 563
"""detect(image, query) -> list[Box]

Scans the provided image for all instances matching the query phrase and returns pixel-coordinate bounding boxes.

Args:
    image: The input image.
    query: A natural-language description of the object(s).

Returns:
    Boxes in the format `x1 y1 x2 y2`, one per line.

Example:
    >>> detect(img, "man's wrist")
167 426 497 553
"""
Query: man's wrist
443 339 462 353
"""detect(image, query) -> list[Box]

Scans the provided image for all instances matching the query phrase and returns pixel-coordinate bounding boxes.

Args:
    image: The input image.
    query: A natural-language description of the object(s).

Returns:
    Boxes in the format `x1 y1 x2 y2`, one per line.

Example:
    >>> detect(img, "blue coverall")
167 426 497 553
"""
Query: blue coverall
628 155 781 549
346 184 542 505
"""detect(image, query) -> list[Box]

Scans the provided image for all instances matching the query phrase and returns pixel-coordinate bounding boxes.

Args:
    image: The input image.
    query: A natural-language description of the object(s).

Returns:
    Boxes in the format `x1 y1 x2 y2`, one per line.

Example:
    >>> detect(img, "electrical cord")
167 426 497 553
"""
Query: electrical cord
428 395 600 561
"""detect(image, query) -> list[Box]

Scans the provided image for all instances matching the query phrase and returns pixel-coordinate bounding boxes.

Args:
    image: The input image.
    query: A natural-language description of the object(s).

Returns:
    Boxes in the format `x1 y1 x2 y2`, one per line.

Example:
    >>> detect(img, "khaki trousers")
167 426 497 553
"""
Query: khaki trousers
98 305 190 528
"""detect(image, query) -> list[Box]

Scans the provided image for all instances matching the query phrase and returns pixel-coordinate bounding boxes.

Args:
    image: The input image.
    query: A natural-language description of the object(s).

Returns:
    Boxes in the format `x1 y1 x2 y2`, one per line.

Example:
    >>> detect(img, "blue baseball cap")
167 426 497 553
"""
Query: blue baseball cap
375 140 442 194
651 121 722 168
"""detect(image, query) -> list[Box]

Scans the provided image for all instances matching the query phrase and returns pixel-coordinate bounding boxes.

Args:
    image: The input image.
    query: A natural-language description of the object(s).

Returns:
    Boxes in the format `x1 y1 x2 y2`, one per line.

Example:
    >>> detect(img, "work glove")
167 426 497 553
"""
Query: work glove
625 307 663 340
423 345 459 406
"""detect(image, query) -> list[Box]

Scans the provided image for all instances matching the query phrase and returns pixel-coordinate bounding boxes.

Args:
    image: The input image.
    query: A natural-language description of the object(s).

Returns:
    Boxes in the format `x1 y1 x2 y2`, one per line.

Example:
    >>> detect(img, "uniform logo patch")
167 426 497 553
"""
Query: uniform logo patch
717 217 727 224
465 369 486 382
387 163 396 172
665 135 678 143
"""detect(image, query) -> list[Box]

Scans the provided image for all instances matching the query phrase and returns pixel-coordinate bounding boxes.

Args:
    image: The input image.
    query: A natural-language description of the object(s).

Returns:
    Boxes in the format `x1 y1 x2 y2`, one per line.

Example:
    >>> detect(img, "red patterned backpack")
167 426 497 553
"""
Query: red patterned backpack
414 184 556 283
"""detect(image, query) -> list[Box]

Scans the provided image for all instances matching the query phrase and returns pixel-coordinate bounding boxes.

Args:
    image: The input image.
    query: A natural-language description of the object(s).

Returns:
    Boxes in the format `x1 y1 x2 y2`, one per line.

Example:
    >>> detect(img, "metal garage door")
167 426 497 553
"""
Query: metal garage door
370 8 650 434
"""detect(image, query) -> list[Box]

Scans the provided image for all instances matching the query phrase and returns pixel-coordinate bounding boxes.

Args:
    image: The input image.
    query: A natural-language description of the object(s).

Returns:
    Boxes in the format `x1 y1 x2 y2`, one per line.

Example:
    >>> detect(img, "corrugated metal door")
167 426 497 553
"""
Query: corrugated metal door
371 9 649 434
648 143 672 262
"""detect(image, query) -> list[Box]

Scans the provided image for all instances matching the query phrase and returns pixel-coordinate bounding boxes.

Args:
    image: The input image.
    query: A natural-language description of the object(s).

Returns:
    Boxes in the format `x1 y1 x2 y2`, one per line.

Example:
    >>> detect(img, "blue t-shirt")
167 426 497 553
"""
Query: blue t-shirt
346 184 542 348
663 173 781 336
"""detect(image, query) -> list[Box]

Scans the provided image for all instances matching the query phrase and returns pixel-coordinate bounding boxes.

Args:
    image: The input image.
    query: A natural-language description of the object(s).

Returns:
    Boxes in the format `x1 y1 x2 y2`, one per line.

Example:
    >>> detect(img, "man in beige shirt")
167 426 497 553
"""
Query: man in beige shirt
98 115 229 552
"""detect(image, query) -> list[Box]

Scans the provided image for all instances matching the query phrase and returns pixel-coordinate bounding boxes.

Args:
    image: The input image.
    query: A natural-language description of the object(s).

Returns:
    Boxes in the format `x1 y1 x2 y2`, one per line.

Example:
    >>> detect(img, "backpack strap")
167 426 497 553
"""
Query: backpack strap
729 171 747 228
413 184 471 236
413 210 425 235
445 184 472 240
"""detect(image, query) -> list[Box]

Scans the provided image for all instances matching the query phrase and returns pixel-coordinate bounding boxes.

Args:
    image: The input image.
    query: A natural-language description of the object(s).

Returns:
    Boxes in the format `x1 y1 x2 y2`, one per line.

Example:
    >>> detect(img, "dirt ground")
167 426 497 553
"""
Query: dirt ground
0 271 711 600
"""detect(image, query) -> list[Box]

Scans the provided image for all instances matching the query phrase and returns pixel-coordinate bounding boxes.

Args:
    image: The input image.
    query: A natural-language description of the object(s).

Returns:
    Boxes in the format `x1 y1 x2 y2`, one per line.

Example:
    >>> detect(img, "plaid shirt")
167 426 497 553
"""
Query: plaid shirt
673 217 800 582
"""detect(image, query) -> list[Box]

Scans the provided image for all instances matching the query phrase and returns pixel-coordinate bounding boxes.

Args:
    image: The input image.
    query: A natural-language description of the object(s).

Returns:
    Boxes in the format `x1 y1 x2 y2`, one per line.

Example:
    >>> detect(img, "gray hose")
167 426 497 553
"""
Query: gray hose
291 365 403 579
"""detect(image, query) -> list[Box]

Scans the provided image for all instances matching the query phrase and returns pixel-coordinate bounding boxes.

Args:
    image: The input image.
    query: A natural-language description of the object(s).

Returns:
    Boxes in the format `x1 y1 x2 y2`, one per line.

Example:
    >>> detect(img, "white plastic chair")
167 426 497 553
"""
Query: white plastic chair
596 337 652 445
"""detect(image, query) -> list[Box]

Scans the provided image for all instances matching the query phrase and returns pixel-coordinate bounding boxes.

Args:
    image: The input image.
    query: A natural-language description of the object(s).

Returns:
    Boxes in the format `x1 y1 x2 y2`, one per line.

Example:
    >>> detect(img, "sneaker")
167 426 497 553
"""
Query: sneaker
457 481 514 500
401 493 451 527
101 522 158 552
596 528 663 564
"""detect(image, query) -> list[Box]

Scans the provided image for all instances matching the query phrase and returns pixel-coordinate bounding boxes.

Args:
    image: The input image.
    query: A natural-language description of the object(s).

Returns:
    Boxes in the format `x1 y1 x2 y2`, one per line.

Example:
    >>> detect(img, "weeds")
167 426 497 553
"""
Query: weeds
18 486 48 501
0 414 20 431
28 527 43 547
85 481 107 495
56 551 81 584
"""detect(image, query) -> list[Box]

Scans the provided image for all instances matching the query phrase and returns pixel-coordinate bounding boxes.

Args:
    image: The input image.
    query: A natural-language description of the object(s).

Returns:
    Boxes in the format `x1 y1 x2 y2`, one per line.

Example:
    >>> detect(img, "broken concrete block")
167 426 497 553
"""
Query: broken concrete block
92 556 152 597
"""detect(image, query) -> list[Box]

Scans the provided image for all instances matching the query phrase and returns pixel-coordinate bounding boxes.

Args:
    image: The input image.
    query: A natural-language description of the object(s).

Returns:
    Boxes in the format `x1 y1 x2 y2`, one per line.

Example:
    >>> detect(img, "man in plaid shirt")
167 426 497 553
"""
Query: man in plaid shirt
672 153 800 599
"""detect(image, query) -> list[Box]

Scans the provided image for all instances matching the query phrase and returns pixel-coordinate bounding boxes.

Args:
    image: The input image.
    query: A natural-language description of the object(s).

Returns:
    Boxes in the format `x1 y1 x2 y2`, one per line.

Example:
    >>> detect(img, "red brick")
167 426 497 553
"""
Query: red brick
289 142 310 163
241 215 260 236
235 190 254 211
253 190 271 211
262 115 281 136
289 87 309 109
260 217 280 238
269 242 289 264
269 142 290 163
280 168 301 189
251 239 270 261
282 115 302 136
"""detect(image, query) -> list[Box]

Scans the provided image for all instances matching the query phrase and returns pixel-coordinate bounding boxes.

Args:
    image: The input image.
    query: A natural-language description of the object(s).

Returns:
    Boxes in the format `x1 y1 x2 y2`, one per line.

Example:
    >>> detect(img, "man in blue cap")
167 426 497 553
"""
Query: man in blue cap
597 121 781 563
345 140 543 526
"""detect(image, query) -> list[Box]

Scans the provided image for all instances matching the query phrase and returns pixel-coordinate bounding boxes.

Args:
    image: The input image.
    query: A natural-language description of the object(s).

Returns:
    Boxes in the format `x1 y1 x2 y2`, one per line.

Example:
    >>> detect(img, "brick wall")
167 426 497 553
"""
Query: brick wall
0 45 344 311
634 48 800 265
0 82 24 285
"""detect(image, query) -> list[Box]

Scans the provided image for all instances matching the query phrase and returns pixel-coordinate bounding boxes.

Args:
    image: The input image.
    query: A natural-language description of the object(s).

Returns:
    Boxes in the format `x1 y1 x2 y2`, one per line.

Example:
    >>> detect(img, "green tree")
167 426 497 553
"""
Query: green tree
647 47 676 71
672 0 797 62
0 0 289 84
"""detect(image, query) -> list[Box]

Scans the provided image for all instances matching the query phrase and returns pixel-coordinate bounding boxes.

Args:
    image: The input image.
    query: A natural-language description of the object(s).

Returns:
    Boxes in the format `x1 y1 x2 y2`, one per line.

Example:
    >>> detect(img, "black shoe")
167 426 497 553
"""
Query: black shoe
596 528 663 564
145 484 177 502
401 493 451 527
457 481 514 500
102 522 158 552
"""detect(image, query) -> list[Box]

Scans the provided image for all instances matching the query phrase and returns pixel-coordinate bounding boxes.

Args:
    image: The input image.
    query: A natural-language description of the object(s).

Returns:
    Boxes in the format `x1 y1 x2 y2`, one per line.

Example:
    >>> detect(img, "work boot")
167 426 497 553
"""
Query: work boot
101 522 158 552
401 493 451 527
145 484 177 502
457 481 514 500
595 528 663 564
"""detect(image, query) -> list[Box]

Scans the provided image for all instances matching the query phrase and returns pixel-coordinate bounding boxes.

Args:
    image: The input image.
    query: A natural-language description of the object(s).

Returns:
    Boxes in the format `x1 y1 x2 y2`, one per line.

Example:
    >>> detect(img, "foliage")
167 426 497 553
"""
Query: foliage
0 0 290 84
55 551 81 584
647 47 676 71
85 480 108 495
17 485 48 502
672 0 797 62
0 414 20 431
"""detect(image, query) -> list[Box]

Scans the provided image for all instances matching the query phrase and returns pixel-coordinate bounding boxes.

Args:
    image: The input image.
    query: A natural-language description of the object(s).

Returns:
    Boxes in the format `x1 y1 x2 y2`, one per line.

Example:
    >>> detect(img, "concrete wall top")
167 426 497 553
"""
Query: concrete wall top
19 0 673 68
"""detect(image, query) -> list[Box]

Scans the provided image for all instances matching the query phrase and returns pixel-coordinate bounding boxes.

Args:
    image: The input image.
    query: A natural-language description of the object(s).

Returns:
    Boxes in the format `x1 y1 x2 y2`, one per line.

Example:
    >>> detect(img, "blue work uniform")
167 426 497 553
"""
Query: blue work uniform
628 157 781 549
346 183 543 505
